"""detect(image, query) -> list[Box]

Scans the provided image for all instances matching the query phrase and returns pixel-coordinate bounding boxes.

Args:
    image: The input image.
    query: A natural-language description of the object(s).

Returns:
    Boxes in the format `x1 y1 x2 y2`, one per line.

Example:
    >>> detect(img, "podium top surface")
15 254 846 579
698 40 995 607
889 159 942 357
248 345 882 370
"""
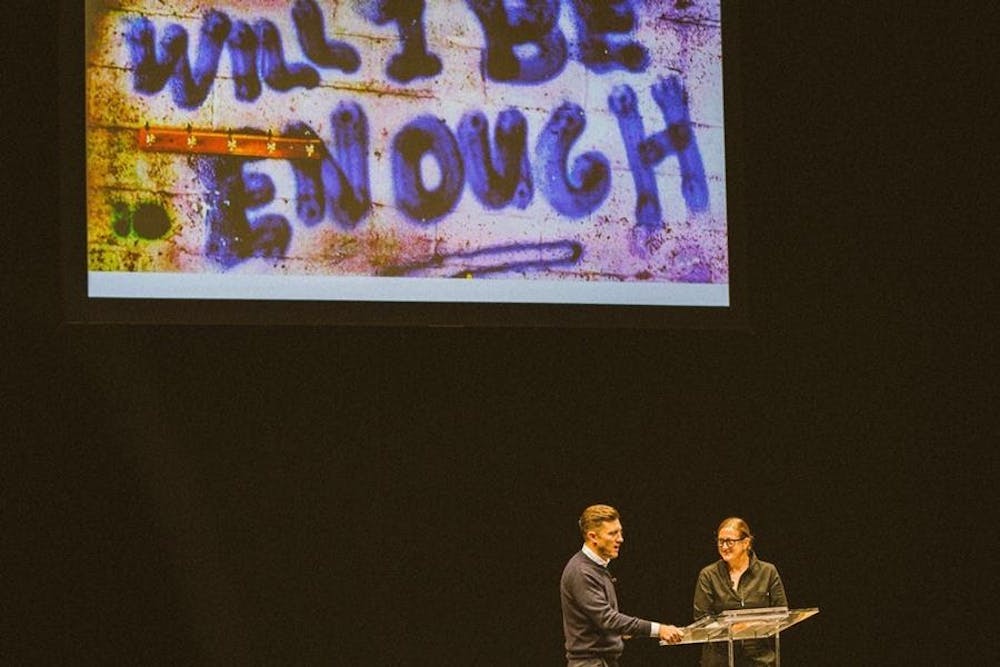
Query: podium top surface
666 607 819 646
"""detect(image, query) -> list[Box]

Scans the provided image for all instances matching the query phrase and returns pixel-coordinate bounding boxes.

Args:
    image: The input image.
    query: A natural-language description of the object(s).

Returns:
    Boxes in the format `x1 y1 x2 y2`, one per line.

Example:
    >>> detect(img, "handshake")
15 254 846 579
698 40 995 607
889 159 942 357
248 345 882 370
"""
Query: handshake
657 624 685 644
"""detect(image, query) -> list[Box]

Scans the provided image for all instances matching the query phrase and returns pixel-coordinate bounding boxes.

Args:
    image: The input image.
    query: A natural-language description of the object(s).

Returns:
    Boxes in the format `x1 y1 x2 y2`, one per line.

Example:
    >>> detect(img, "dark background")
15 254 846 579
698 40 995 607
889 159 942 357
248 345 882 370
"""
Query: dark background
4 2 989 665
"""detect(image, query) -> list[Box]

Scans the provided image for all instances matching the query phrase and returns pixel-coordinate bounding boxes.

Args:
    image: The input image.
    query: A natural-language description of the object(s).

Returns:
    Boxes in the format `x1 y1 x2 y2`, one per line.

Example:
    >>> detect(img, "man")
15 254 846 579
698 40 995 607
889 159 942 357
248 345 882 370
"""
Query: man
560 504 684 667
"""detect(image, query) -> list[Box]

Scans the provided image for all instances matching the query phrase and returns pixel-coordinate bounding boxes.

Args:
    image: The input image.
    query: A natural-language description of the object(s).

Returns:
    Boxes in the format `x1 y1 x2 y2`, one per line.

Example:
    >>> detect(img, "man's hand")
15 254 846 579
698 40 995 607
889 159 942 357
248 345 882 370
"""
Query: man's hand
657 624 684 644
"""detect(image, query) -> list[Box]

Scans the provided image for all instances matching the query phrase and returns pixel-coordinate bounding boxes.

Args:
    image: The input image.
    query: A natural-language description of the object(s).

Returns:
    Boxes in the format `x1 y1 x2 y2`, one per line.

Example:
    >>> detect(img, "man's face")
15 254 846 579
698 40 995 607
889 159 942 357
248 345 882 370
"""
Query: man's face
590 518 624 561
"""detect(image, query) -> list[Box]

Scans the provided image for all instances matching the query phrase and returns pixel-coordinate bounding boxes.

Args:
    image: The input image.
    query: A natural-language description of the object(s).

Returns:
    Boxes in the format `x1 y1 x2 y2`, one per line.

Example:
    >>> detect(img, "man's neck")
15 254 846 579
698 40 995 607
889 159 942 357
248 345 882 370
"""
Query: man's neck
582 544 609 566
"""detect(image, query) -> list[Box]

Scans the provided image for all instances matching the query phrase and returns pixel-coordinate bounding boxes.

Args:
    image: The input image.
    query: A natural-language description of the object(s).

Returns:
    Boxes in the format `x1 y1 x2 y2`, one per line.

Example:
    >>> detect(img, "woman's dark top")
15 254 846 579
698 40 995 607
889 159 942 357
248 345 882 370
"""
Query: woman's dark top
693 552 787 666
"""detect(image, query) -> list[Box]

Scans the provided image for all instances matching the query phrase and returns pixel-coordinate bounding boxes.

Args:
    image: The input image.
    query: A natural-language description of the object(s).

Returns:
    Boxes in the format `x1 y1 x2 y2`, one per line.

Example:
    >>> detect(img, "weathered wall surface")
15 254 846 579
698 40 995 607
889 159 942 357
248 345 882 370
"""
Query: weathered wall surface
87 1 728 285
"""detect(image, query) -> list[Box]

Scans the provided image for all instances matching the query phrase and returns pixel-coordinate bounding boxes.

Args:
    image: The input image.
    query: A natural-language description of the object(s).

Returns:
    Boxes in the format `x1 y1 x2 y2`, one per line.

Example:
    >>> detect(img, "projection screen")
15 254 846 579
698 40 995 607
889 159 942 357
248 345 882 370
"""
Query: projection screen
66 0 744 326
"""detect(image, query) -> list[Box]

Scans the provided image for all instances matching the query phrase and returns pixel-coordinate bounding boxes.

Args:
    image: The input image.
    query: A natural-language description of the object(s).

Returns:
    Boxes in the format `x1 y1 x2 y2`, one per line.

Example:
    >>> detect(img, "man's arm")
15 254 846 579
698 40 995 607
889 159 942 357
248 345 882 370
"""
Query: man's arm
575 571 650 636
575 570 683 642
657 624 684 643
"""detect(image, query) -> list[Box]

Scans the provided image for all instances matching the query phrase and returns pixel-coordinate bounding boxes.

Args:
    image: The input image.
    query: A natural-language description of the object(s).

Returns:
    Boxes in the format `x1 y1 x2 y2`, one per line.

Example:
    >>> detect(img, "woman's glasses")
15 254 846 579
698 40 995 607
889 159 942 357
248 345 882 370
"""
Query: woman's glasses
716 537 747 547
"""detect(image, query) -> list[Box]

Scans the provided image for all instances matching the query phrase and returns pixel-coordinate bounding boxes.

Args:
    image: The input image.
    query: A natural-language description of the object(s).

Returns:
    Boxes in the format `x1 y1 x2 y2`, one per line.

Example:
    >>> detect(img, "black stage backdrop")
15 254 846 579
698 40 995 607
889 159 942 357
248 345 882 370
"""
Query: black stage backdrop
4 3 988 665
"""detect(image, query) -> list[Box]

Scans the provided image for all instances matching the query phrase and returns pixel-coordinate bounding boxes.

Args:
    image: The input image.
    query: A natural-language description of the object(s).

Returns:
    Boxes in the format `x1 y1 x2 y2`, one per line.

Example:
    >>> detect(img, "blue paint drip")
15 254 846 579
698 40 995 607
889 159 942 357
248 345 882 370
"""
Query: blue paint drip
355 0 442 82
457 108 533 210
292 0 361 73
609 84 662 229
255 19 320 92
285 123 326 227
673 244 711 283
392 115 465 224
535 102 610 218
125 11 231 109
325 101 372 226
466 0 567 83
286 101 371 229
639 76 709 212
451 240 583 276
125 17 165 94
570 0 649 73
227 21 261 102
194 149 292 268
241 172 276 209
381 240 583 277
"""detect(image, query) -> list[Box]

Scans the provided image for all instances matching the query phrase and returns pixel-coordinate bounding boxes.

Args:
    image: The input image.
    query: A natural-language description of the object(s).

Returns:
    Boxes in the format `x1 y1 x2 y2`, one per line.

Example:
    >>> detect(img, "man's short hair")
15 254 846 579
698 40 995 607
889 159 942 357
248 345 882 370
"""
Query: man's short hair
579 504 620 538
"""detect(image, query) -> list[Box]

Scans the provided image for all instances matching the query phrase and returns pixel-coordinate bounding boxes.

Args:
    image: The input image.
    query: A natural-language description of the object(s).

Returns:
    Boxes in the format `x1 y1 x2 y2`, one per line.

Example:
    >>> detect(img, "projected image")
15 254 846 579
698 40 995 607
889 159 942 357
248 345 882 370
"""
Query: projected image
86 0 729 306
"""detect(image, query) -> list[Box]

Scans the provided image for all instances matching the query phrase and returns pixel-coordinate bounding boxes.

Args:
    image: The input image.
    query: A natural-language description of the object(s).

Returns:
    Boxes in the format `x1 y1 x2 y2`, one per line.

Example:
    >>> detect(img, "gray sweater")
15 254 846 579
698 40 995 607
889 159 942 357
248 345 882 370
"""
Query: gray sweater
560 550 653 659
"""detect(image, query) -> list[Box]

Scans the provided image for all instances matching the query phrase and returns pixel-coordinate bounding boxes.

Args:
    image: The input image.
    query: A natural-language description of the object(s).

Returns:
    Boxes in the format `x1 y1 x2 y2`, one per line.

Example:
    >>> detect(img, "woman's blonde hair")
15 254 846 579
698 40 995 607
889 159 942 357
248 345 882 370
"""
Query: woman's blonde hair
718 516 754 546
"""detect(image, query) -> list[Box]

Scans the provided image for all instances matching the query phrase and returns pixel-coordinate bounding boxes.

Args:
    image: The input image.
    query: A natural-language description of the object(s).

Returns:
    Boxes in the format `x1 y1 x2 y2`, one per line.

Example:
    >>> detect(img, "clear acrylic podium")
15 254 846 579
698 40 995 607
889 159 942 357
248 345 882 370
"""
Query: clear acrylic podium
662 606 819 666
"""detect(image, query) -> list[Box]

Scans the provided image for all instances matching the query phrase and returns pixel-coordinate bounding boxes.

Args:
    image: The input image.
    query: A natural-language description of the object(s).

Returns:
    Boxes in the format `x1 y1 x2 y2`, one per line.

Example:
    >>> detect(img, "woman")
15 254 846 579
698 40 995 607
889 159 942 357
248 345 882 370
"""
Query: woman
693 517 787 666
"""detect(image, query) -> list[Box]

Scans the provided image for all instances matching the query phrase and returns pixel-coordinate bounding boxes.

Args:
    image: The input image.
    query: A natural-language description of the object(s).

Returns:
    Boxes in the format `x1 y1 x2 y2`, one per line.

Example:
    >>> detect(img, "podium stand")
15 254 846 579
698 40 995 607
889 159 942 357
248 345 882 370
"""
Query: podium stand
663 606 818 667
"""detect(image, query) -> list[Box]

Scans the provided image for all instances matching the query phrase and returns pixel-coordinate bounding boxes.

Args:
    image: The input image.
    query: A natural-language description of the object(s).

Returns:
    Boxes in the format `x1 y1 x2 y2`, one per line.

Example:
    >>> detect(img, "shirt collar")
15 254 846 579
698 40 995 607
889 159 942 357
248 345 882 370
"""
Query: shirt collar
582 544 610 567
716 550 759 574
